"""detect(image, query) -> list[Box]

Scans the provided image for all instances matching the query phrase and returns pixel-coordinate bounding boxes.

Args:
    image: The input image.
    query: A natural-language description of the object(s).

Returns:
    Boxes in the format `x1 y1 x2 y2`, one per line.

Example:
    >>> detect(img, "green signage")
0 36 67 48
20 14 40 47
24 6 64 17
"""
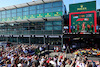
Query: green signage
23 16 29 20
69 1 96 13
29 15 36 19
44 13 52 17
0 11 63 22
17 16 22 20
7 18 12 21
2 18 6 22
37 14 44 18
71 13 94 32
12 17 16 21
53 12 63 17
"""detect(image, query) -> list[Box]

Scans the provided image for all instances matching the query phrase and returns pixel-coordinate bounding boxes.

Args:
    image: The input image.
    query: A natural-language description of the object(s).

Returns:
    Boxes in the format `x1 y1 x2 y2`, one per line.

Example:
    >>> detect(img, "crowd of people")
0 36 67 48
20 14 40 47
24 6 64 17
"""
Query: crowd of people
0 44 100 67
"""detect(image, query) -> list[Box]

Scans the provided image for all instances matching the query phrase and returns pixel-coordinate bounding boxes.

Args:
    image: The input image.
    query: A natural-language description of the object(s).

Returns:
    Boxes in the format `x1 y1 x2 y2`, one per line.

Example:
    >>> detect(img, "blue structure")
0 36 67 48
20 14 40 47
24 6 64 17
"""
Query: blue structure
0 0 66 45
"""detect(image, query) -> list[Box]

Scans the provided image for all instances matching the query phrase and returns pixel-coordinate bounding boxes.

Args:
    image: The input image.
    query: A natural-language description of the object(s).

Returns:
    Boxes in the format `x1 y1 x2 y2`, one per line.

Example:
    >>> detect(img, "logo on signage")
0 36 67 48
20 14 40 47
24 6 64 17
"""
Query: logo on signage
77 5 87 10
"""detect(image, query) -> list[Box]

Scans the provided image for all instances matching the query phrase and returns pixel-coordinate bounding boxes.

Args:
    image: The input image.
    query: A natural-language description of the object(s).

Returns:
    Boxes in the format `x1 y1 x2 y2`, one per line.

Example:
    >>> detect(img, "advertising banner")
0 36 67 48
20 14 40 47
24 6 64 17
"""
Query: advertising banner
69 1 96 13
44 13 52 17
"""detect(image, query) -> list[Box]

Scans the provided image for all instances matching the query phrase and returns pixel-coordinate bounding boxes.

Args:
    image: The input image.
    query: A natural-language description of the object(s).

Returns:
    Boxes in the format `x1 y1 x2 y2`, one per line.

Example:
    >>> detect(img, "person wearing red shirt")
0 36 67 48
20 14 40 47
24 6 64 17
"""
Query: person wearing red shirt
91 24 94 32
77 24 79 32
87 24 90 32
82 23 85 31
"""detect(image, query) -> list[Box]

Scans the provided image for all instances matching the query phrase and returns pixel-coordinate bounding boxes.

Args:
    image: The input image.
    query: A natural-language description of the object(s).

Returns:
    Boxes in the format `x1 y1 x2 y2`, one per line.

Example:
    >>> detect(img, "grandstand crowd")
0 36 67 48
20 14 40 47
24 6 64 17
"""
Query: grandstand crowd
0 44 100 67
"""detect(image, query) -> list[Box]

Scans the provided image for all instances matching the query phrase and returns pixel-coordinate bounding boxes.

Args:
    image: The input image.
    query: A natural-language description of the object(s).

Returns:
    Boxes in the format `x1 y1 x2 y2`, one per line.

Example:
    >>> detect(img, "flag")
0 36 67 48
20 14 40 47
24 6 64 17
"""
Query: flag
86 14 92 17
84 18 89 21
73 15 78 18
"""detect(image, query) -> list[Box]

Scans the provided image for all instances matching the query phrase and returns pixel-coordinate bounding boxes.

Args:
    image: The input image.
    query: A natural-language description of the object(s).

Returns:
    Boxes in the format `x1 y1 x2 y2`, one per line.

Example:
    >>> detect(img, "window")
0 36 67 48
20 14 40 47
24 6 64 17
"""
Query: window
29 22 35 26
23 11 29 16
30 6 36 10
37 4 43 9
45 22 52 25
2 15 6 18
53 1 62 7
0 12 1 18
37 9 43 14
0 16 1 19
23 27 28 30
45 26 52 30
35 25 44 30
2 11 6 15
29 10 36 15
12 14 16 17
45 8 52 13
53 26 62 30
35 22 44 26
6 10 11 14
44 3 52 8
7 14 11 18
23 7 29 12
23 23 29 27
53 21 62 25
17 8 22 13
12 9 16 13
17 12 22 16
52 7 62 12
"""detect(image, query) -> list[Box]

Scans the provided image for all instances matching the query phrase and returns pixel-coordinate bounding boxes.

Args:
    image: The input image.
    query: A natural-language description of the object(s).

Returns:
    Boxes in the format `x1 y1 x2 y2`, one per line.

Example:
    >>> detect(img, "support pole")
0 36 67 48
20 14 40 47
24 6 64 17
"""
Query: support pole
17 37 18 45
61 35 63 51
29 37 31 45
44 35 45 44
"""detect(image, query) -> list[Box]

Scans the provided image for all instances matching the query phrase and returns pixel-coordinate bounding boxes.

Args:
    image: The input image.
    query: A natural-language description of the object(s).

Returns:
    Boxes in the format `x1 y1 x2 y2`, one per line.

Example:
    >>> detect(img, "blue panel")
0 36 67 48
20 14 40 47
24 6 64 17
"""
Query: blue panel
45 26 53 30
44 8 52 13
37 9 43 14
30 5 36 10
53 26 62 30
45 22 52 25
17 8 22 13
52 7 62 12
12 13 16 17
53 1 62 7
44 3 52 8
53 21 62 25
29 10 36 15
2 11 6 15
17 12 22 16
23 11 29 16
12 9 16 13
6 10 11 14
23 7 29 12
37 4 43 9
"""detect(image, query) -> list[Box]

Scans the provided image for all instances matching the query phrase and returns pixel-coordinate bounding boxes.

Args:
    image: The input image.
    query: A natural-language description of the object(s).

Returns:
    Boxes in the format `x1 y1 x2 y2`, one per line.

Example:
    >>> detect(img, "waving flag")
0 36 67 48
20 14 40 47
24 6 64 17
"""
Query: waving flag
73 15 78 18
86 14 92 17
84 18 89 21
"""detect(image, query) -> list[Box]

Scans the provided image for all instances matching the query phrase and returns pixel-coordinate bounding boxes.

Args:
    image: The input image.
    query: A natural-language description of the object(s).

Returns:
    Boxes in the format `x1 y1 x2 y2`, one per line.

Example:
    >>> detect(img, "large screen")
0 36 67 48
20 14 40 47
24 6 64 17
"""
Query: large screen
71 13 94 32
69 11 97 33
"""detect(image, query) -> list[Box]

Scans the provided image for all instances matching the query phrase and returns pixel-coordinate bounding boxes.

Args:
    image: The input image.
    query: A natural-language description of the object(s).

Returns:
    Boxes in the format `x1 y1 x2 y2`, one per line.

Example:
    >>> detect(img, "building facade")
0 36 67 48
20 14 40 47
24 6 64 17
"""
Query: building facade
0 0 66 45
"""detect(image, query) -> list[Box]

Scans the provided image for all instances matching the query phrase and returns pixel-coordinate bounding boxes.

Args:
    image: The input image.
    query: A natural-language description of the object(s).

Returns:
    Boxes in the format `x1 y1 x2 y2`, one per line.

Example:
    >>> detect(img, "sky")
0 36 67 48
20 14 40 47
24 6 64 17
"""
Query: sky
0 0 99 12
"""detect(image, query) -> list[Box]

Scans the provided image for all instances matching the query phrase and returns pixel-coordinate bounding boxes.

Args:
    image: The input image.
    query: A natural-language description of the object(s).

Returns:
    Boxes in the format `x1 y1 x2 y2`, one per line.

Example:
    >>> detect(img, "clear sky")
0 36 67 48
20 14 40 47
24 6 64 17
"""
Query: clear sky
0 0 99 12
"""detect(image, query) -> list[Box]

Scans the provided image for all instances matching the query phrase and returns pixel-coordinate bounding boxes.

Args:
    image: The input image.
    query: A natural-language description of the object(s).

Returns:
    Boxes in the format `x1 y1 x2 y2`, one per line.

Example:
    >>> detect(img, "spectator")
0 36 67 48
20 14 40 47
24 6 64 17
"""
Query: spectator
0 44 99 67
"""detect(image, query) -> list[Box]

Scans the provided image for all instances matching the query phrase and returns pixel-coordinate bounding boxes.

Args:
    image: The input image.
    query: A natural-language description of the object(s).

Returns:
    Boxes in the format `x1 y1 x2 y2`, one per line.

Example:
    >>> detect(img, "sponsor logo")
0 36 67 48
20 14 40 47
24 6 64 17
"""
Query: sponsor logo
77 5 87 10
